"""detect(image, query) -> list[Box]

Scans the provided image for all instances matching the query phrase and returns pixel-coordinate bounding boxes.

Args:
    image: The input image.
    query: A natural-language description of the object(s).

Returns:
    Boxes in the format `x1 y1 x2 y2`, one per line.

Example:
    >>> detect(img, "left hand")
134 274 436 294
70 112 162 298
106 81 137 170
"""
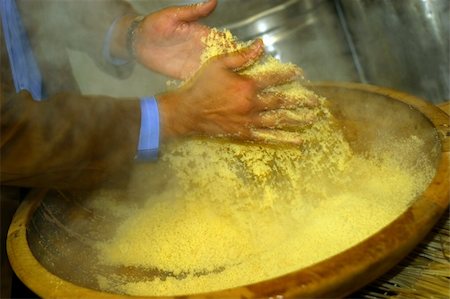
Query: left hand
134 0 217 80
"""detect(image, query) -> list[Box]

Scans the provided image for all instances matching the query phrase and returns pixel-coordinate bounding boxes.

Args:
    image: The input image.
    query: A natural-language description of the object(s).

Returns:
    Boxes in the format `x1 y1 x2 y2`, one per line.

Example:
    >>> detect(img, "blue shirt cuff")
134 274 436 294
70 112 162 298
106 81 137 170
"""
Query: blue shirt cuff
102 15 130 66
136 97 160 161
1 0 45 100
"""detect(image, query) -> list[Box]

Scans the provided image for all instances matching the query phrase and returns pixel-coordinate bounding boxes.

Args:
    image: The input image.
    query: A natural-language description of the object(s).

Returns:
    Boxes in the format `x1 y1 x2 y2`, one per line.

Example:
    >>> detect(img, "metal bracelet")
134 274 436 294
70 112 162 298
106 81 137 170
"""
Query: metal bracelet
126 15 145 59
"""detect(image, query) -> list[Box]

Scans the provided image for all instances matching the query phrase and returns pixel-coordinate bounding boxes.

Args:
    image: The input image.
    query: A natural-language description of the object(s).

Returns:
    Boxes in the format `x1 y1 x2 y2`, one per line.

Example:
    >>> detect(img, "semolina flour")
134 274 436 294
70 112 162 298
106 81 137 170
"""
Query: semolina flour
90 29 436 296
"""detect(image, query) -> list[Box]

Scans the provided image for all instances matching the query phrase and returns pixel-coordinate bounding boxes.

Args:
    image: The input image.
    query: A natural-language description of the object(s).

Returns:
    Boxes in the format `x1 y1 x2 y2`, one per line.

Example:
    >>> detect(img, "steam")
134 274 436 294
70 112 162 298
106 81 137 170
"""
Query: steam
20 0 449 101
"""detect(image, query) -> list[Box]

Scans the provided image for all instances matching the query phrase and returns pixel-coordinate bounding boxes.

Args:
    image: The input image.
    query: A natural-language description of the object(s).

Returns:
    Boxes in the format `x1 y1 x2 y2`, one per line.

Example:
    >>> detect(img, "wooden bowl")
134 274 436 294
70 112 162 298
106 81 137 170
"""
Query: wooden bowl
7 82 449 298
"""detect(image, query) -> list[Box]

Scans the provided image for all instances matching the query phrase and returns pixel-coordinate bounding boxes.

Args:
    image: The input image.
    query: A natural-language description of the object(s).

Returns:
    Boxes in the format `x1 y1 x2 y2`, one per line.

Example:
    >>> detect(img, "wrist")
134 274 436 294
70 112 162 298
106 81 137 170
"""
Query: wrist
157 92 191 140
109 14 142 62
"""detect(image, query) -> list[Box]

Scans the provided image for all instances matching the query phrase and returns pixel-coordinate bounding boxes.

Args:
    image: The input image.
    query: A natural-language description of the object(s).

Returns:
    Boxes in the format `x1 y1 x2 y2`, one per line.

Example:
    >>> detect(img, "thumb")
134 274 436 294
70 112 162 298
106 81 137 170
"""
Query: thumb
220 39 264 70
173 0 217 22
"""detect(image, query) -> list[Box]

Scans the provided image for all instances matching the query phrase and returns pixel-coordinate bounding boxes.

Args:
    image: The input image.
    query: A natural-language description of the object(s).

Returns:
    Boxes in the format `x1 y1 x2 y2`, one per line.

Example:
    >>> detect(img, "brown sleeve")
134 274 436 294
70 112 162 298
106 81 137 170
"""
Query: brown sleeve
0 90 141 189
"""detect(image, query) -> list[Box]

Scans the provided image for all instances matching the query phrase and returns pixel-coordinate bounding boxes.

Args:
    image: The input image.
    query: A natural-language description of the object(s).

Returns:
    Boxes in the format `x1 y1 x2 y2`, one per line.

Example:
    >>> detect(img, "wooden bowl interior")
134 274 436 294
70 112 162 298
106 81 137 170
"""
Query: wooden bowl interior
8 83 449 298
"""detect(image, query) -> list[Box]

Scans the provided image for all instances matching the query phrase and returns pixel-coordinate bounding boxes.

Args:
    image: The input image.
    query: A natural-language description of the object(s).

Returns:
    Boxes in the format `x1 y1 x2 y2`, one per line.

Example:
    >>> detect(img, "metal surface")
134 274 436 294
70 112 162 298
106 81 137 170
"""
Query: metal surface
131 0 291 27
338 0 450 103
225 0 359 82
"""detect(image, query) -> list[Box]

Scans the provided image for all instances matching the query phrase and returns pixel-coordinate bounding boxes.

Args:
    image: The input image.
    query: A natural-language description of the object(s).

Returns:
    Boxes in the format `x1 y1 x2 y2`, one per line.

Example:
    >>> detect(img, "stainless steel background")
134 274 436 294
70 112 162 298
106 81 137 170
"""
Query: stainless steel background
338 0 449 103
224 0 359 82
71 0 449 103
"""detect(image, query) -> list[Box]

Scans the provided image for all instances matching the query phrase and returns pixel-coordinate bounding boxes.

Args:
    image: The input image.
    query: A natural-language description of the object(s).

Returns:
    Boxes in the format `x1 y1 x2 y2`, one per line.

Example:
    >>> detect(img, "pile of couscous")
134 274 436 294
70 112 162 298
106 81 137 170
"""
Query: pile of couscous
89 29 435 296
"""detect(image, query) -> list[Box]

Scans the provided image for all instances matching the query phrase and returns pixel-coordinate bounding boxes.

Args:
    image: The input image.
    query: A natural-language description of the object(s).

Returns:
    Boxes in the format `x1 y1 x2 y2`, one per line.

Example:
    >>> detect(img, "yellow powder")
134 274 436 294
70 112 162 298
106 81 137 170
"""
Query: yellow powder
92 135 434 296
199 28 332 145
89 29 436 296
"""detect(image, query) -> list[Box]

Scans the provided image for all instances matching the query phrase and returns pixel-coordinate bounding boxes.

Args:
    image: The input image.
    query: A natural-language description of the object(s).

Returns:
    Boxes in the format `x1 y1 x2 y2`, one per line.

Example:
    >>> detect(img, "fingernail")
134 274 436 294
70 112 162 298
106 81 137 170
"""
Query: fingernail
250 41 264 53
252 39 262 48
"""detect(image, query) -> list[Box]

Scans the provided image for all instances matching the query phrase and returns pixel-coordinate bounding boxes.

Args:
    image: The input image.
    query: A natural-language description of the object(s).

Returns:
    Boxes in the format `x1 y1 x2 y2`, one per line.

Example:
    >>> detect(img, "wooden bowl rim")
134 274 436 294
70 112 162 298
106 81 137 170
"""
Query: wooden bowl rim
7 82 450 299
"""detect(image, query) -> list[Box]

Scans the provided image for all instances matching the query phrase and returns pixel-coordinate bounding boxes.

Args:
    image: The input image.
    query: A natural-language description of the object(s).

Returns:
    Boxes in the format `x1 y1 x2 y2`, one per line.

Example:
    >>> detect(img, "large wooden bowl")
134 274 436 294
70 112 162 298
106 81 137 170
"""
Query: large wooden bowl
7 82 449 298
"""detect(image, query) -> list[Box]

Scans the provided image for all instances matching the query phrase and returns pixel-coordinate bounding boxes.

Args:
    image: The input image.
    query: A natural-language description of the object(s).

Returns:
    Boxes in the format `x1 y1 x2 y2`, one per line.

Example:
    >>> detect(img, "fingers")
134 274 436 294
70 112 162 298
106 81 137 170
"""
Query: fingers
250 129 303 146
254 109 317 130
173 0 218 22
219 40 264 70
218 128 304 147
255 91 320 111
252 66 303 90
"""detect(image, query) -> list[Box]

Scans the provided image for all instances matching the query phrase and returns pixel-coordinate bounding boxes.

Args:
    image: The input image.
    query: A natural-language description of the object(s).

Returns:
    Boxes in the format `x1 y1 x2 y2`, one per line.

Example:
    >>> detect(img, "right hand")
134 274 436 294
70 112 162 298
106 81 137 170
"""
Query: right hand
156 40 308 143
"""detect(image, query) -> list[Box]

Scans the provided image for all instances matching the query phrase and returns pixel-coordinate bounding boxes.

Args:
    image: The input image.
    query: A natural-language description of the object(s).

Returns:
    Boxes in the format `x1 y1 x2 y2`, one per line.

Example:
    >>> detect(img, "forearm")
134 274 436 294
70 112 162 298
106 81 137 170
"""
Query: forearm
18 0 138 77
0 91 141 189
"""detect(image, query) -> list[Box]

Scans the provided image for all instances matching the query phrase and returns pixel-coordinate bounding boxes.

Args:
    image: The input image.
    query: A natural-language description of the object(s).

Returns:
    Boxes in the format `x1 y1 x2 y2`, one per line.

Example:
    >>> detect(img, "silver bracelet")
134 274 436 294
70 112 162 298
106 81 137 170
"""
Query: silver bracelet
126 15 145 59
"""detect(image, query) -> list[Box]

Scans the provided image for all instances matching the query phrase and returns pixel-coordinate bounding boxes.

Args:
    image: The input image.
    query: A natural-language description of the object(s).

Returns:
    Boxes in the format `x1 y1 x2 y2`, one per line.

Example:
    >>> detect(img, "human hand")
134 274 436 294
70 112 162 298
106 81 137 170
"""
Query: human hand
133 0 217 79
156 40 311 144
